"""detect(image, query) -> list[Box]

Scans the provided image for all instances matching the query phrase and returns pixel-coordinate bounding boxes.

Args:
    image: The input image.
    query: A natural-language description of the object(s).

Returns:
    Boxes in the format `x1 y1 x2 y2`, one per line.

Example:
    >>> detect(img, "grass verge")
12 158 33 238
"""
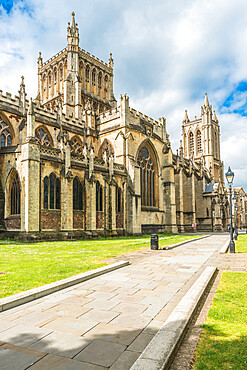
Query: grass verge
0 233 199 298
192 271 247 369
236 234 247 253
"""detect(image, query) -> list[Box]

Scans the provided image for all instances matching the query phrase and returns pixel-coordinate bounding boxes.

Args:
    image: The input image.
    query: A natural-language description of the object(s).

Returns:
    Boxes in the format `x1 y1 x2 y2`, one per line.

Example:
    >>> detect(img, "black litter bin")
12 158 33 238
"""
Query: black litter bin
151 234 159 250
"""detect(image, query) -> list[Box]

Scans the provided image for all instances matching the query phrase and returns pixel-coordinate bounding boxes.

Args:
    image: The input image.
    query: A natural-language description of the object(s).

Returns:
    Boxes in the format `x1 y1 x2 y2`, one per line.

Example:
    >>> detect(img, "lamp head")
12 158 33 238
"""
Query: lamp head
225 166 234 185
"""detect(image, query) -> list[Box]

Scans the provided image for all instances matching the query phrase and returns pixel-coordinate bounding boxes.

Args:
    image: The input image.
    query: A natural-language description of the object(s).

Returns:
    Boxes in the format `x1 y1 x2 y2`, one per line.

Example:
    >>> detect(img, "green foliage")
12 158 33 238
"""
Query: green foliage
193 272 247 369
236 234 247 253
0 233 198 298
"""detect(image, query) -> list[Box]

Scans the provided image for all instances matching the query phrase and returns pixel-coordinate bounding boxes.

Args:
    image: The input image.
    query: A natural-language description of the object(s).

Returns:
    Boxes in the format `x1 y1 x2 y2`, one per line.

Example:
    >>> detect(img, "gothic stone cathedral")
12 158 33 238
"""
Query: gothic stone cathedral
0 13 228 239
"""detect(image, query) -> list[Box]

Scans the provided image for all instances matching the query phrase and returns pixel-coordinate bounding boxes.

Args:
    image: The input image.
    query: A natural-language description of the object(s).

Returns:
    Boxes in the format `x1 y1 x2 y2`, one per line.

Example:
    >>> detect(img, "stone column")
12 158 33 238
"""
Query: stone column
61 141 73 230
21 101 40 232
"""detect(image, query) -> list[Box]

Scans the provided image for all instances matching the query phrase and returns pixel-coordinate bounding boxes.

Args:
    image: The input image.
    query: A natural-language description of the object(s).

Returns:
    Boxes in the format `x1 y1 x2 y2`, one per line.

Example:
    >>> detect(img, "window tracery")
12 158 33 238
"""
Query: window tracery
189 132 194 154
96 181 103 212
137 146 157 207
43 173 60 210
0 117 12 147
73 177 84 210
71 136 83 155
98 139 114 160
11 174 20 215
196 130 202 154
35 127 52 147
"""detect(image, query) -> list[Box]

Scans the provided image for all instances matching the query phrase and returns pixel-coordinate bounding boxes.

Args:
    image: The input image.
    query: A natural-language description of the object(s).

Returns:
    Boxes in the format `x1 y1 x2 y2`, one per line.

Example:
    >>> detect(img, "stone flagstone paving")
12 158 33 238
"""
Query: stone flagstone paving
0 235 229 369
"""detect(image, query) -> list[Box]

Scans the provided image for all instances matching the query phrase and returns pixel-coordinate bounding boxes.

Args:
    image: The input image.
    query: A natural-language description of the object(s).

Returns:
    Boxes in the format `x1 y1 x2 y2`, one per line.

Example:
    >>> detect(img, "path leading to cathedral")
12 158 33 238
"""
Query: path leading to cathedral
0 234 232 369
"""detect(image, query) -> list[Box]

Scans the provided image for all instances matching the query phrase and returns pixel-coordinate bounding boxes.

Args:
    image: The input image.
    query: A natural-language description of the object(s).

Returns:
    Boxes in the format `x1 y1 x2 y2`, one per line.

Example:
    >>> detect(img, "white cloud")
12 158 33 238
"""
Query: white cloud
0 0 247 190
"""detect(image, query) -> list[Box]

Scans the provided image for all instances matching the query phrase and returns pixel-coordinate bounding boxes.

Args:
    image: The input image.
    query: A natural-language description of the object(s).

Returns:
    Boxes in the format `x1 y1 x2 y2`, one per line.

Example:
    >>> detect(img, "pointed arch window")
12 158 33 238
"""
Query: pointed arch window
71 136 83 155
0 117 12 147
11 174 20 215
137 145 157 207
98 72 102 88
98 139 114 160
96 181 103 212
196 130 202 154
43 173 60 210
92 69 96 85
35 127 53 147
116 185 122 213
189 132 194 154
73 177 84 210
86 66 90 82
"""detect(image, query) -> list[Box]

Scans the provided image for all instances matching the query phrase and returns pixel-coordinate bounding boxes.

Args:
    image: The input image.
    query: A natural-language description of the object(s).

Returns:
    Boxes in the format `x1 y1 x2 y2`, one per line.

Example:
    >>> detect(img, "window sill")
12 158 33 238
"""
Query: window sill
141 206 159 212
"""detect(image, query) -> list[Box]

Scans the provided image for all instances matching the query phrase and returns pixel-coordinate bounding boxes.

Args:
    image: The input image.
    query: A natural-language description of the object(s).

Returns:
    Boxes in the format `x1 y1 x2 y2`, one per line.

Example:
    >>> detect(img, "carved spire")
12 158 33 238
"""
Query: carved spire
109 53 114 68
183 109 189 124
213 110 218 122
19 75 26 114
204 93 209 107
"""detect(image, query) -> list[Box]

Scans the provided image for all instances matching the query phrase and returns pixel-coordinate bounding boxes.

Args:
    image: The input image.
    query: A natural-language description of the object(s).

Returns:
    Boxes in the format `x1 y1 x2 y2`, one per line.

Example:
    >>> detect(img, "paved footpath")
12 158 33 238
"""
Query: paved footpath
0 235 231 369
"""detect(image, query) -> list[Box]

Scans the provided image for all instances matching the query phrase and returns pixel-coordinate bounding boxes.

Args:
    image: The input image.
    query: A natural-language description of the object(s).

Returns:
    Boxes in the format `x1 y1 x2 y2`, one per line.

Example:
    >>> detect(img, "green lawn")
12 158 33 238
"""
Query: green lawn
0 233 198 298
236 234 247 253
193 271 247 369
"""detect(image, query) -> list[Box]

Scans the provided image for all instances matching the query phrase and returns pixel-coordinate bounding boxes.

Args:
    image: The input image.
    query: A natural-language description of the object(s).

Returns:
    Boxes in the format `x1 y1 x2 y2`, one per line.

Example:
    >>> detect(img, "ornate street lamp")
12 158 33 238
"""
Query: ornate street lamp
235 204 239 240
225 167 235 253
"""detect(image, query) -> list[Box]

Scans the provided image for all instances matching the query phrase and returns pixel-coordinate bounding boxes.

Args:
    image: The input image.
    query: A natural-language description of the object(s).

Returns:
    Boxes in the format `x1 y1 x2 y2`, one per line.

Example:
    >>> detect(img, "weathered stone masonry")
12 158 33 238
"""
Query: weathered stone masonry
0 13 230 239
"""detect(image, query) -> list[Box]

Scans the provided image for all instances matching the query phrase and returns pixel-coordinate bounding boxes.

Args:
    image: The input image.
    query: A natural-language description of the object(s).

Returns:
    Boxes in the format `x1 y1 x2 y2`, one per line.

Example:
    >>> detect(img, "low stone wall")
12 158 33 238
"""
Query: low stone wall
73 211 84 229
41 210 61 230
5 215 21 230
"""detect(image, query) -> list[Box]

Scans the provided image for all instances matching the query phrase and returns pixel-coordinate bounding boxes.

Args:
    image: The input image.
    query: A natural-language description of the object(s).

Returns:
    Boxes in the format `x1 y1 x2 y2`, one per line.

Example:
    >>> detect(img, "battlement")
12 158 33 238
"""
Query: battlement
42 47 67 67
129 108 163 127
98 107 120 123
79 48 111 70
0 90 28 110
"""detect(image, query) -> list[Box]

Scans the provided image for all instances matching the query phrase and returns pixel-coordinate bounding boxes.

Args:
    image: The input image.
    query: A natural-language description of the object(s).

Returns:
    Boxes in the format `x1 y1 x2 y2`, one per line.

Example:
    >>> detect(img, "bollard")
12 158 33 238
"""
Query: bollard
151 234 159 250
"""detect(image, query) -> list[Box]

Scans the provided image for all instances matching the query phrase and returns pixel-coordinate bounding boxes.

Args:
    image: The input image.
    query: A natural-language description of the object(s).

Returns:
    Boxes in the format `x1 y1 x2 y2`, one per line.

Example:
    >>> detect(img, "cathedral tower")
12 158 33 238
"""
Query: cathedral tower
182 93 222 182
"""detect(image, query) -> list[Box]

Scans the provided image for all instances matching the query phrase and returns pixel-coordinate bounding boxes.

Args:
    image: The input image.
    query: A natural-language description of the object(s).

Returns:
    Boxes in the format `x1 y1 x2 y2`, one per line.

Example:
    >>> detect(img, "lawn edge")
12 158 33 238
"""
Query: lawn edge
0 260 129 312
162 235 209 250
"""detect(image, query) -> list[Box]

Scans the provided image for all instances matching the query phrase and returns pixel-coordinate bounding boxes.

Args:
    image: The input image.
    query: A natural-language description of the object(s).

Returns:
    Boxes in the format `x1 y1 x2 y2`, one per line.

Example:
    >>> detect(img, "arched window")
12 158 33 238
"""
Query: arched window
86 66 90 82
116 185 122 213
98 139 114 160
11 174 20 215
96 181 103 212
137 145 157 207
189 132 194 154
59 66 63 80
215 131 218 158
104 75 108 98
0 117 12 147
71 136 83 155
196 130 202 154
43 173 60 210
98 72 102 88
92 69 96 85
35 127 53 147
73 177 84 210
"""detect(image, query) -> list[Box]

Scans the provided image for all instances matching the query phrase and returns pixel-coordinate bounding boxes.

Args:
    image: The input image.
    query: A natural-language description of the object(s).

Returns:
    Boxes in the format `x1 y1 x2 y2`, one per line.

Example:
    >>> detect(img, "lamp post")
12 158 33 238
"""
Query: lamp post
225 167 235 253
235 204 238 240
232 194 237 240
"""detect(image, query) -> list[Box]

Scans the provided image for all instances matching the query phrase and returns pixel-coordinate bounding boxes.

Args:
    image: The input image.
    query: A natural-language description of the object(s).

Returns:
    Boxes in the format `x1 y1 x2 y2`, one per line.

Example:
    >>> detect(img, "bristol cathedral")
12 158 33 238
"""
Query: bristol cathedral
0 13 229 239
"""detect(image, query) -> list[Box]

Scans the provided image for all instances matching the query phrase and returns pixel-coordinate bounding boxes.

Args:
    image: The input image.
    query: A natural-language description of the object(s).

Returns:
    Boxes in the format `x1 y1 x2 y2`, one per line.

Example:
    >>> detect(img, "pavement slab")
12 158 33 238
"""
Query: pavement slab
0 234 232 369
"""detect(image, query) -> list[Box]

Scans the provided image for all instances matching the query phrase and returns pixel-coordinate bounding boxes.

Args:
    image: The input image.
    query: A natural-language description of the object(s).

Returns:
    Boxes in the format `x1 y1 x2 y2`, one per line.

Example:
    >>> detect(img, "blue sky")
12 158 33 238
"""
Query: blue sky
0 0 247 190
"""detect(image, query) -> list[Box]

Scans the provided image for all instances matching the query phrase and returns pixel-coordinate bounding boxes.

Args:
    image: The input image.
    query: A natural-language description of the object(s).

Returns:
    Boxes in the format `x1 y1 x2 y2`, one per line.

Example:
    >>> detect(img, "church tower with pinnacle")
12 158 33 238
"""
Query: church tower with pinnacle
182 93 223 183
36 12 116 119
